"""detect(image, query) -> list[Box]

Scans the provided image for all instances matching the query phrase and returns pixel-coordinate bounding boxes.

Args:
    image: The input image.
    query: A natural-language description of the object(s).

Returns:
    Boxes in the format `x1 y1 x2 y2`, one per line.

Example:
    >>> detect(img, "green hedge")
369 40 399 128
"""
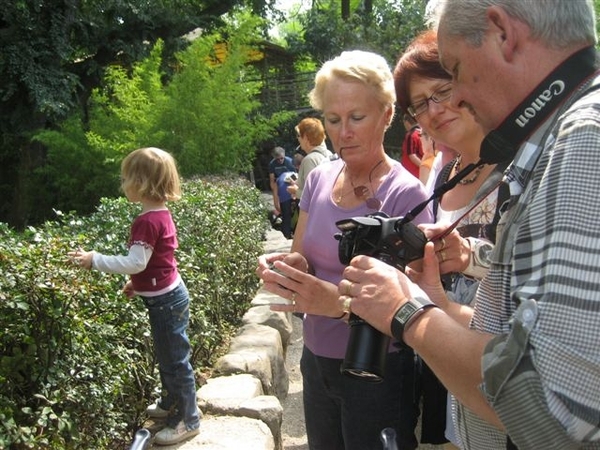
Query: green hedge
0 177 269 449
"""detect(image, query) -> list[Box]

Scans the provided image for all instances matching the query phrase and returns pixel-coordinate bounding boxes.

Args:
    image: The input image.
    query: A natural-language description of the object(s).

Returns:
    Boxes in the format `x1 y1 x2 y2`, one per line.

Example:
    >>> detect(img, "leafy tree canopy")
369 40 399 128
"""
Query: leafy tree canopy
0 0 283 227
32 11 293 219
0 0 252 130
280 0 428 64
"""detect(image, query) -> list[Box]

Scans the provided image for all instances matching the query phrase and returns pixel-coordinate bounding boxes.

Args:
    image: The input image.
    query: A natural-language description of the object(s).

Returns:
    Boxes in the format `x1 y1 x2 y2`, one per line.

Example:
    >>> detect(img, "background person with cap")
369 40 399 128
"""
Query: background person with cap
268 146 296 239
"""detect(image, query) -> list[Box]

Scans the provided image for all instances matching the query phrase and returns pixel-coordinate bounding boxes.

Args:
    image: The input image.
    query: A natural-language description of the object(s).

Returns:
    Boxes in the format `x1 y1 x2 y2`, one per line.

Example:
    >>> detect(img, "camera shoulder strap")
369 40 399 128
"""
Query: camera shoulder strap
480 46 599 164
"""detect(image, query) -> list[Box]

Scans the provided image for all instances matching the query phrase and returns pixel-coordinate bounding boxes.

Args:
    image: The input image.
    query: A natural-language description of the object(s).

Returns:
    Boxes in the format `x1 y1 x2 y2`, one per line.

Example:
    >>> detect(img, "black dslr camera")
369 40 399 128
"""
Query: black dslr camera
336 212 427 270
333 146 513 381
335 213 427 382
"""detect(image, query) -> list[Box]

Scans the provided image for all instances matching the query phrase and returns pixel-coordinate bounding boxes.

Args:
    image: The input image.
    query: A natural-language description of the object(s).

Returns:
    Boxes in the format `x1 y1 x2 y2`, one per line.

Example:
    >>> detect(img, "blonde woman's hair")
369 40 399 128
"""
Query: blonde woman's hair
121 147 182 202
308 50 396 119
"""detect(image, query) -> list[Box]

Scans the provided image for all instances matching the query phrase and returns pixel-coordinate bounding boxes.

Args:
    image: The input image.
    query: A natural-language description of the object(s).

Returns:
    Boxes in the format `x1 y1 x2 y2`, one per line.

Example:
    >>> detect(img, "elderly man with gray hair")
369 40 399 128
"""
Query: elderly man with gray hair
342 1 600 449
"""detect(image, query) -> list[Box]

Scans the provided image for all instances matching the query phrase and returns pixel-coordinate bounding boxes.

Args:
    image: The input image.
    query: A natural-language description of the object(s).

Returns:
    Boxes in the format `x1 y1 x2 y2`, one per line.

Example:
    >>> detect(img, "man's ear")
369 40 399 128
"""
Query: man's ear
487 5 518 62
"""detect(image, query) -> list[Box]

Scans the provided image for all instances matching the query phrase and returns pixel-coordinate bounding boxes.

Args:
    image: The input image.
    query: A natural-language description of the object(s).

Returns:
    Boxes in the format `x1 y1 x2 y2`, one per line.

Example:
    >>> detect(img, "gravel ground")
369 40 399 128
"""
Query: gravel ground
280 314 309 449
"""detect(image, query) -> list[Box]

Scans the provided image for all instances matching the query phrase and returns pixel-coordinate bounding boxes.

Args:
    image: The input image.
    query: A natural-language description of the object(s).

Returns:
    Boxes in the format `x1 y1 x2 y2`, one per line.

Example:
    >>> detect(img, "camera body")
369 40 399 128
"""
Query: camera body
336 212 427 270
284 172 298 183
335 213 428 382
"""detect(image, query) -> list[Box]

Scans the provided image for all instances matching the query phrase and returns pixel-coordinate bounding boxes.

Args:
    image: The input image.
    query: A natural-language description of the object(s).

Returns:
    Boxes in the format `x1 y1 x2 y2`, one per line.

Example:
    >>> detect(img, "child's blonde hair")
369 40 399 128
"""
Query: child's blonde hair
121 147 181 202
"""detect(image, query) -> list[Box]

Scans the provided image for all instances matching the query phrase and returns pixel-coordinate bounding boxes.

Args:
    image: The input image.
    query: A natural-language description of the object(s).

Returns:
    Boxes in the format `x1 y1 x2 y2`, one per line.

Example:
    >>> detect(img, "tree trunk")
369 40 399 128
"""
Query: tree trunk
341 0 350 20
5 138 47 229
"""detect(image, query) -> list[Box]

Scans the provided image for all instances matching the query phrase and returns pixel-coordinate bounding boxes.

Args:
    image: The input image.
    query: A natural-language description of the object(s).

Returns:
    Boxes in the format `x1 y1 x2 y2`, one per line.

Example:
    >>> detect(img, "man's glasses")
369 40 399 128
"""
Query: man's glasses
407 82 453 118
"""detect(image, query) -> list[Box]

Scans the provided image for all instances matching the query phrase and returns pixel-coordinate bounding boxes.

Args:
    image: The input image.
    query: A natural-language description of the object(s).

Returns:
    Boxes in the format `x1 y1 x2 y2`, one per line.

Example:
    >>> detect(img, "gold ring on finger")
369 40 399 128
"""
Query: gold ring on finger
345 282 353 296
342 296 353 314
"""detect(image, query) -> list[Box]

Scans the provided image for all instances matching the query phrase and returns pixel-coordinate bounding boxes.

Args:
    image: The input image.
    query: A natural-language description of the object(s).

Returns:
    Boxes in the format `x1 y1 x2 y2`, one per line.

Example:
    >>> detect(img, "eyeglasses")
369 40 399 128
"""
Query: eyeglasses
407 82 453 118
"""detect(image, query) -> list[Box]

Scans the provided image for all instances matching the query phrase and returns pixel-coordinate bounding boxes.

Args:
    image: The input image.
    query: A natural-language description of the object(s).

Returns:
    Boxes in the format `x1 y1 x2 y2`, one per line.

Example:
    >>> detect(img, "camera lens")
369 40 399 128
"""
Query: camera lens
341 314 390 382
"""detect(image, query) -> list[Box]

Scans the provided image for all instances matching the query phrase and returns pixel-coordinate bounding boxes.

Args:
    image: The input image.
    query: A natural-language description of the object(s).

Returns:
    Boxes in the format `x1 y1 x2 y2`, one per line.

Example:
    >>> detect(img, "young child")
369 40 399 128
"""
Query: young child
68 147 200 446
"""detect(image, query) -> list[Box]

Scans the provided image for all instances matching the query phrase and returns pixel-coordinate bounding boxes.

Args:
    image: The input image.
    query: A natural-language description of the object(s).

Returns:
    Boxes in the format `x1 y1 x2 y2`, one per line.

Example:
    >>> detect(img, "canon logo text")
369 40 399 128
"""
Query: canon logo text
515 80 565 128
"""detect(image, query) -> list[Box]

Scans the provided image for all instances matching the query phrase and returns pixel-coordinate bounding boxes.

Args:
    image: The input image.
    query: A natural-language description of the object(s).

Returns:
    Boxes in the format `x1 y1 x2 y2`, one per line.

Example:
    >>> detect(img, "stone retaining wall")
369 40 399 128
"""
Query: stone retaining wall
146 227 294 449
195 293 293 450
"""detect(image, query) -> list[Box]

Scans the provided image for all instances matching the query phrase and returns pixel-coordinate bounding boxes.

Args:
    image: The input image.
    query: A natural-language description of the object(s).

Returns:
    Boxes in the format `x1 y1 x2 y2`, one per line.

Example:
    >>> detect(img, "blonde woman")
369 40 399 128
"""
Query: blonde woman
257 51 432 450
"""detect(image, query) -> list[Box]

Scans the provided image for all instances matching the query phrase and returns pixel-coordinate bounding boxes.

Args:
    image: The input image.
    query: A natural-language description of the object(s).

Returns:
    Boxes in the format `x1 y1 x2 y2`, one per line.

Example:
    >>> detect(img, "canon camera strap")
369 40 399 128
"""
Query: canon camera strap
479 45 598 163
399 45 599 227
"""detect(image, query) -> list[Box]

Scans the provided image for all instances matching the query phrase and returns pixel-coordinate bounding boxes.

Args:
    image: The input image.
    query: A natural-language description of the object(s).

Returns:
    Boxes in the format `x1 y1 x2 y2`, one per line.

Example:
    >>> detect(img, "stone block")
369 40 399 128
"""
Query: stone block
243 304 293 349
238 395 283 450
151 415 274 450
214 350 274 397
228 324 289 400
198 374 263 415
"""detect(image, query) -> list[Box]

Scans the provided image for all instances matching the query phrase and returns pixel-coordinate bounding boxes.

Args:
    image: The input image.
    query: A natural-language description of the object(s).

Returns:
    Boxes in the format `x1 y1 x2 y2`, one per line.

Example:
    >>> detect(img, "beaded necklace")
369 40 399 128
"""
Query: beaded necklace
454 155 485 185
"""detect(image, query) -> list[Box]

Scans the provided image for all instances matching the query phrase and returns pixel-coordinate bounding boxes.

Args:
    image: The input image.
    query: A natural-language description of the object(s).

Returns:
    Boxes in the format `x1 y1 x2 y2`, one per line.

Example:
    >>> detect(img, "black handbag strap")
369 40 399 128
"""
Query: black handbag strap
432 159 455 218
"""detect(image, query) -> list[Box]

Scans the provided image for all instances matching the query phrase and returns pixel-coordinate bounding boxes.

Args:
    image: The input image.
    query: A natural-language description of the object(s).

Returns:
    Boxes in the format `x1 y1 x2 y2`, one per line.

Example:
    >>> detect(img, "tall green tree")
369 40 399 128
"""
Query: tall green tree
33 12 292 218
161 14 291 175
33 40 169 216
0 0 248 227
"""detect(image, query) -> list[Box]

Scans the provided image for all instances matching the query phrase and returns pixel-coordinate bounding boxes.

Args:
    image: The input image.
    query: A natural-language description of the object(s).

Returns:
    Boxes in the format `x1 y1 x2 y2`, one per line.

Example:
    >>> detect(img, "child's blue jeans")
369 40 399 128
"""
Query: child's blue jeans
142 281 200 430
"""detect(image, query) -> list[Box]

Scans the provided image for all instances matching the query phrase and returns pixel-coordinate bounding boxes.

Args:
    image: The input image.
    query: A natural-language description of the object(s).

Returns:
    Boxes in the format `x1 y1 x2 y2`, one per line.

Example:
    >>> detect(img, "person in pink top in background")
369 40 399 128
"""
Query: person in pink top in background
68 147 200 446
401 114 424 178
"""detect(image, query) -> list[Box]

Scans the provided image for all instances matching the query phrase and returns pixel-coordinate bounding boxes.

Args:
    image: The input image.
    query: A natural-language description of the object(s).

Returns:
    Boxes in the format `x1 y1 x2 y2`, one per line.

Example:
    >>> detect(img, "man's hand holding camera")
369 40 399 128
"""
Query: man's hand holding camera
340 232 454 344
341 255 431 339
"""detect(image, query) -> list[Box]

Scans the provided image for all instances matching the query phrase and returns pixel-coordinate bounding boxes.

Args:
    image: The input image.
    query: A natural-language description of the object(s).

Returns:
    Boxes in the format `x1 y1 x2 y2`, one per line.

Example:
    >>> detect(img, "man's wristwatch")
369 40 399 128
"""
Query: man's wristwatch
391 297 438 346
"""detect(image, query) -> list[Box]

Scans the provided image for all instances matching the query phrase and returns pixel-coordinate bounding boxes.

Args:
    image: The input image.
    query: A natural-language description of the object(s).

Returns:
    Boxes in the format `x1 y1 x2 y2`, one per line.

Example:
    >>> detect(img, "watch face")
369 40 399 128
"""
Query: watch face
476 242 493 267
397 302 419 324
